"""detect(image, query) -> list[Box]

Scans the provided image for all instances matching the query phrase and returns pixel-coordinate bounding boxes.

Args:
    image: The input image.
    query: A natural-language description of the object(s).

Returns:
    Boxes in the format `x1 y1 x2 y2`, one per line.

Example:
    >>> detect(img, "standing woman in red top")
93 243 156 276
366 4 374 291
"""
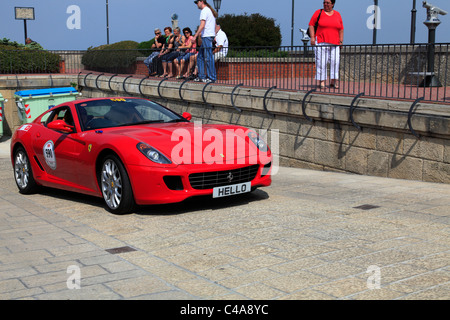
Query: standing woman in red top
309 0 344 89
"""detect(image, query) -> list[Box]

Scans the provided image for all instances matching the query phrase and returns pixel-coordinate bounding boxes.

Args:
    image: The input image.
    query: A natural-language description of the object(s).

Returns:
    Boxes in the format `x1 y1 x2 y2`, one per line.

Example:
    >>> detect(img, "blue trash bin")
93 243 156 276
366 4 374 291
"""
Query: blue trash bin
15 87 79 123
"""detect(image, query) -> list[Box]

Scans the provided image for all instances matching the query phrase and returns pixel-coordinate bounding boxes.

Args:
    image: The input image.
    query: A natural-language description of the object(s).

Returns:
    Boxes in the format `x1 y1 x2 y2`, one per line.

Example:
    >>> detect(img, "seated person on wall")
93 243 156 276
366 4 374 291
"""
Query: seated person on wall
185 30 202 80
152 27 173 77
213 25 228 63
144 28 165 76
161 27 185 78
174 27 197 79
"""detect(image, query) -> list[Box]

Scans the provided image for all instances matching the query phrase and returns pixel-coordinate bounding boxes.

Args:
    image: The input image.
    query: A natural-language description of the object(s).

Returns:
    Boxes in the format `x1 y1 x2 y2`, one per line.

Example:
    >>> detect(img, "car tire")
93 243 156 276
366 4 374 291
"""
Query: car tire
14 147 38 194
99 154 135 214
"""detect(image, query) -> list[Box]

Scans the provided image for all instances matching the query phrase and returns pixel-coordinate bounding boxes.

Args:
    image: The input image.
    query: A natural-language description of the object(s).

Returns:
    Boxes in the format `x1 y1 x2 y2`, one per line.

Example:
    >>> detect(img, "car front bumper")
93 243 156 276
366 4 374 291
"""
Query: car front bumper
127 161 273 205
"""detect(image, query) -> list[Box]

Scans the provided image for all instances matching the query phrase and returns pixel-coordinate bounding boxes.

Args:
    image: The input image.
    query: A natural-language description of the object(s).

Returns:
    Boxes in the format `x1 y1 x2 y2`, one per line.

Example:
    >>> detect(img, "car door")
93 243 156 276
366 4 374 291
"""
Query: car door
32 106 85 188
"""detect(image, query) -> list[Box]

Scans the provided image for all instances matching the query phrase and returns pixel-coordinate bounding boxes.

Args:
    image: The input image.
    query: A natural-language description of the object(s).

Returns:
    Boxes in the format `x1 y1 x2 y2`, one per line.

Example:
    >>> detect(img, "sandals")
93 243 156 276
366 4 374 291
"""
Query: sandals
330 82 340 89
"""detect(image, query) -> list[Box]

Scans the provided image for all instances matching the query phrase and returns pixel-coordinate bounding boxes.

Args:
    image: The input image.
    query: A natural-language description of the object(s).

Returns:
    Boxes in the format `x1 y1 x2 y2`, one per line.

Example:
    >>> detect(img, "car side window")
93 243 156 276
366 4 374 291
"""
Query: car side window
45 107 76 132
40 110 53 125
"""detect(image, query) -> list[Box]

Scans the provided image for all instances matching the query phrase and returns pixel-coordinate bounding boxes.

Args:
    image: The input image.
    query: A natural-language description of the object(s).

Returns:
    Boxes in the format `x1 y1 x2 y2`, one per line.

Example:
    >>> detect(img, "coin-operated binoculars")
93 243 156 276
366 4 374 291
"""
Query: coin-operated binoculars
423 1 447 28
299 29 310 58
421 1 447 87
171 13 179 30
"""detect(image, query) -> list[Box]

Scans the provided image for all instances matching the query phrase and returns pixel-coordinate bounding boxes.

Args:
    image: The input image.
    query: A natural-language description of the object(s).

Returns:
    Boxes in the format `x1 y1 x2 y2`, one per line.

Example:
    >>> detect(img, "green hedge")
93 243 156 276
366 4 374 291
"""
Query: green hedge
137 38 156 57
217 13 282 48
0 44 61 74
227 49 289 58
81 41 143 74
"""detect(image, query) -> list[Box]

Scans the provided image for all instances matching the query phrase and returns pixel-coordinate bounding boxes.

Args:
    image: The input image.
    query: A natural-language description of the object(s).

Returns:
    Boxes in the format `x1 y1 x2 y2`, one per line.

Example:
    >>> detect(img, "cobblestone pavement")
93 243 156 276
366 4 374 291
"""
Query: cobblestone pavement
0 137 449 300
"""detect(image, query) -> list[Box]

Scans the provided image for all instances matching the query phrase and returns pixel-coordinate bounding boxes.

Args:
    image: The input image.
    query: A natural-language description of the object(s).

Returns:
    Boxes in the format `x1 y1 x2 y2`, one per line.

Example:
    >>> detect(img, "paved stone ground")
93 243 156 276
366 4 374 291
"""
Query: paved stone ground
0 137 448 300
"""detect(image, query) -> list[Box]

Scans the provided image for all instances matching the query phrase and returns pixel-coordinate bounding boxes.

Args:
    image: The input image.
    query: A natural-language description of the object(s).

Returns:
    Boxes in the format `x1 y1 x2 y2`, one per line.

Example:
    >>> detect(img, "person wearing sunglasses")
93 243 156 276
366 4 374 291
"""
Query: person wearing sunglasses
143 28 165 76
309 0 344 89
174 27 197 79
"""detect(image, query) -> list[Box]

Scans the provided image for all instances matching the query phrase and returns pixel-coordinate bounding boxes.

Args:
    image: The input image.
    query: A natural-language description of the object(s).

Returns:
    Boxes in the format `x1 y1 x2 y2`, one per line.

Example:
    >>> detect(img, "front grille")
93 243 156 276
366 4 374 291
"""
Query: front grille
189 165 260 190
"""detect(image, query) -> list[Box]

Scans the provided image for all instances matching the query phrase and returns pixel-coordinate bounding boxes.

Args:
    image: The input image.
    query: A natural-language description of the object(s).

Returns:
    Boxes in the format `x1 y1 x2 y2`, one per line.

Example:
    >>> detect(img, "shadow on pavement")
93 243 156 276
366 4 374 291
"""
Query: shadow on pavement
36 185 270 216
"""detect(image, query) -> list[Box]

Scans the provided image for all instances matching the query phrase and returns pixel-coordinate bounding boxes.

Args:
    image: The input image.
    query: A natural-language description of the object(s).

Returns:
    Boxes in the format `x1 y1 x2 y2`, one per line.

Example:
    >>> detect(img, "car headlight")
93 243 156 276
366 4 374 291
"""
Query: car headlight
137 142 172 164
248 131 268 152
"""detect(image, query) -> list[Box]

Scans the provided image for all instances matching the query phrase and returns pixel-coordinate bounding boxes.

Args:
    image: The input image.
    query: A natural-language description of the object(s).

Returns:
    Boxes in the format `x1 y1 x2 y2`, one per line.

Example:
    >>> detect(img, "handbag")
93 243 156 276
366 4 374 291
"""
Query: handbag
307 9 323 37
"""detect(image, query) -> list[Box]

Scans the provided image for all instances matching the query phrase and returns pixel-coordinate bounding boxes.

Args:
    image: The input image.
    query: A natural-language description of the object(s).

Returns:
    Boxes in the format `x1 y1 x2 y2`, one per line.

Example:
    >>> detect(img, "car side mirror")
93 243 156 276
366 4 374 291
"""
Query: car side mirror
182 112 192 121
47 120 74 133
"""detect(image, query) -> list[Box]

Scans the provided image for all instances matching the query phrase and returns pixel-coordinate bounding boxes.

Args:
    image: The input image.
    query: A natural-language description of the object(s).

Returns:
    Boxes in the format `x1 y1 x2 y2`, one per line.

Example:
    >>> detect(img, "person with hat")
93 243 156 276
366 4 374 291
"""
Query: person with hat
192 0 218 83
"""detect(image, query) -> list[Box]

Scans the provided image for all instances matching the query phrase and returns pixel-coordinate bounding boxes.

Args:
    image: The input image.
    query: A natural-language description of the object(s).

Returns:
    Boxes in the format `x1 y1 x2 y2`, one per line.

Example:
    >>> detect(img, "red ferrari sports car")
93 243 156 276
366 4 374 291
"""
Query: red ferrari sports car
11 97 272 214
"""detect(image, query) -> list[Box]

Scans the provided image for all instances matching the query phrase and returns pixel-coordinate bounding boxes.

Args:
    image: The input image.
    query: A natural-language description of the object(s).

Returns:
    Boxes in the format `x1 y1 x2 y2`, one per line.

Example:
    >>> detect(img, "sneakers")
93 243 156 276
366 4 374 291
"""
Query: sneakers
193 77 215 83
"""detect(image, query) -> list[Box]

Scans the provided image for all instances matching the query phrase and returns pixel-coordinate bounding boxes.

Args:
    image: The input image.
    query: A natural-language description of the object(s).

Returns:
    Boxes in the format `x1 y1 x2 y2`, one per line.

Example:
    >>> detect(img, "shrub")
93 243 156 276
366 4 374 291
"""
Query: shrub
137 38 156 57
227 49 289 58
0 44 60 74
217 13 282 48
82 40 142 74
0 38 24 48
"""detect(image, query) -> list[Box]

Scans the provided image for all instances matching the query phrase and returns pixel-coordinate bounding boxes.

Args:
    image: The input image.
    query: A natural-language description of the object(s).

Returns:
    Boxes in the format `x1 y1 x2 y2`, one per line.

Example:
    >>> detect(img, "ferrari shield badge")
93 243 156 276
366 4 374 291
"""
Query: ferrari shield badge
43 140 57 170
88 144 92 152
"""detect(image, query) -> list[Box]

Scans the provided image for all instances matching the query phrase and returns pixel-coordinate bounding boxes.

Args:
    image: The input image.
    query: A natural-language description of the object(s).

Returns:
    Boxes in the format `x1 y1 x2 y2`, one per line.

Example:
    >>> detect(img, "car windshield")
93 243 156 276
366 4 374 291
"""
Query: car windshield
75 98 187 131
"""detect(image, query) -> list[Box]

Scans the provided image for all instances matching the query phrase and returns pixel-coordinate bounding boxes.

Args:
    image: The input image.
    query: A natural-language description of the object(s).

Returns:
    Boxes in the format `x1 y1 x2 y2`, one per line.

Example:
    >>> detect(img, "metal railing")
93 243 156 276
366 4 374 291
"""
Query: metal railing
1 43 449 103
215 43 449 103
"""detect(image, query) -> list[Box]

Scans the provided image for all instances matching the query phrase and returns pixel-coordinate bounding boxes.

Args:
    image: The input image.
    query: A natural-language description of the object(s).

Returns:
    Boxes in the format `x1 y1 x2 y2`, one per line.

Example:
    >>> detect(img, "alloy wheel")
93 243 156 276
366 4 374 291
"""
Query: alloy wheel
101 159 123 210
14 150 30 190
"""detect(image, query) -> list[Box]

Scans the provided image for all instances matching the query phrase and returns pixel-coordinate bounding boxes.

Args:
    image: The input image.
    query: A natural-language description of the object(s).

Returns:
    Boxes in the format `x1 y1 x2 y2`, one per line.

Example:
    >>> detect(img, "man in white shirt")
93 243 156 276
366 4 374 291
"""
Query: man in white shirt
214 24 228 62
193 0 217 83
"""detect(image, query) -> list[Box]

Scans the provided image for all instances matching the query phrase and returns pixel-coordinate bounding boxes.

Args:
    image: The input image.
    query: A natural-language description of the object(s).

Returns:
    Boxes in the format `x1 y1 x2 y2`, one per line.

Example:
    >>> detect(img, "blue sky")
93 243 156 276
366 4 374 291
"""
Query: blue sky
1 0 449 50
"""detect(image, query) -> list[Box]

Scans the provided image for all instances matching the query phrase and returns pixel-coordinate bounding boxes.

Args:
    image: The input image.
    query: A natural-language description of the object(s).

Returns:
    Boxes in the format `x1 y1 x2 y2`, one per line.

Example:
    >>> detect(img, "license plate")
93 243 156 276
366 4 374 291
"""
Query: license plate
213 182 251 198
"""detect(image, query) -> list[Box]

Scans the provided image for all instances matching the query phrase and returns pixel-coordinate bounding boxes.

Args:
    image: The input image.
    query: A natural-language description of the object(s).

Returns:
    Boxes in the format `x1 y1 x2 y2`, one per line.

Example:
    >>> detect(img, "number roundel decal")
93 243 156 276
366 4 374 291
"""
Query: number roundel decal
43 140 57 170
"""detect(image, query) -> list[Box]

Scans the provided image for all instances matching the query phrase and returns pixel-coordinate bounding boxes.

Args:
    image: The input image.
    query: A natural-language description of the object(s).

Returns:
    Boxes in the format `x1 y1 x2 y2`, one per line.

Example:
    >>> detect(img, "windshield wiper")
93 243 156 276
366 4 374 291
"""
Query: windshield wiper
119 120 165 127
118 119 186 127
139 120 166 124
165 119 189 123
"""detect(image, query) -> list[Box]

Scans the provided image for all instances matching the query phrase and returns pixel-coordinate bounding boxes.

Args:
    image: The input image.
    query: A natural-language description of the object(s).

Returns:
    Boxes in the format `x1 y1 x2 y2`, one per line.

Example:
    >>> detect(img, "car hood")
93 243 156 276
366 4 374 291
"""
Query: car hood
104 123 260 164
